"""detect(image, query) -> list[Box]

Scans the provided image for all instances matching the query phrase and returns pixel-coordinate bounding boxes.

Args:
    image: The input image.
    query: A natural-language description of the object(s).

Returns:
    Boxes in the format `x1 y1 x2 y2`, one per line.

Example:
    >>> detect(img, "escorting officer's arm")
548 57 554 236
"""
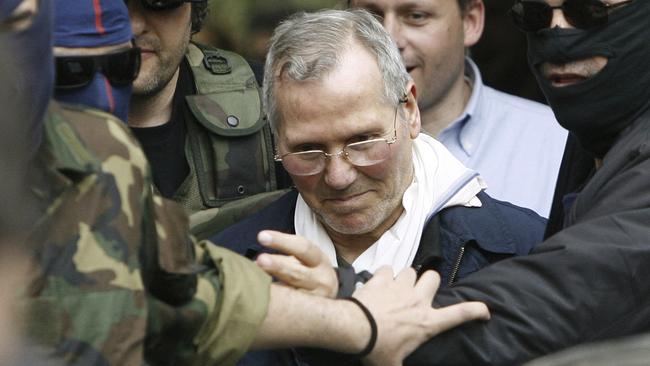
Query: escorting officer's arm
195 231 488 365
257 267 490 366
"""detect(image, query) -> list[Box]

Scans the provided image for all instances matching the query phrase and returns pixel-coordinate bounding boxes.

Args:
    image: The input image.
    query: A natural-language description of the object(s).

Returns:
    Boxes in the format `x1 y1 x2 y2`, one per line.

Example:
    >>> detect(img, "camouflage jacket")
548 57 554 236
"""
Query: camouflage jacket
177 43 289 235
24 102 271 366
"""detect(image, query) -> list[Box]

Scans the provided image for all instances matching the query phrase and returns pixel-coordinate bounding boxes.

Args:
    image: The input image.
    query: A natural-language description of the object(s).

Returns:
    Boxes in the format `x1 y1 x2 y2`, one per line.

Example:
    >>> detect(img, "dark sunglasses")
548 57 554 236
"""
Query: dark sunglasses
125 0 206 11
509 0 634 32
55 47 141 90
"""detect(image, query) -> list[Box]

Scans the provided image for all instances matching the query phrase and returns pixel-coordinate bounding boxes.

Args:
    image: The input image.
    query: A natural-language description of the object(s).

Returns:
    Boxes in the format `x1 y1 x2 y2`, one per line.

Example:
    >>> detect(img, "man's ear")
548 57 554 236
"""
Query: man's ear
463 0 485 47
404 81 421 139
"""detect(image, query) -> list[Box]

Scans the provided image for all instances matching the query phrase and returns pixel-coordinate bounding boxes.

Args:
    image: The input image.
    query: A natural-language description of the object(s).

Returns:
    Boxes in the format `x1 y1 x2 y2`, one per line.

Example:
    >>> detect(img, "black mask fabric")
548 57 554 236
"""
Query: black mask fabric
0 0 54 161
526 1 650 158
0 1 54 236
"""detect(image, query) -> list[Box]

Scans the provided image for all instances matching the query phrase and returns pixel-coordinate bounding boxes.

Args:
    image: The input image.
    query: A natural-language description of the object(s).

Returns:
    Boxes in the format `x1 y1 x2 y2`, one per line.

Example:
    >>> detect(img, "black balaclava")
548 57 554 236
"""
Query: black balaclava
0 0 54 236
527 0 650 158
0 0 54 160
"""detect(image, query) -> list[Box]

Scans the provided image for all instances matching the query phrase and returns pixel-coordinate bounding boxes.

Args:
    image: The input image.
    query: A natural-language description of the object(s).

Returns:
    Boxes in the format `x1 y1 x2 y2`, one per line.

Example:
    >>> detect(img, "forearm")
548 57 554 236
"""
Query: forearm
406 214 650 365
252 284 369 353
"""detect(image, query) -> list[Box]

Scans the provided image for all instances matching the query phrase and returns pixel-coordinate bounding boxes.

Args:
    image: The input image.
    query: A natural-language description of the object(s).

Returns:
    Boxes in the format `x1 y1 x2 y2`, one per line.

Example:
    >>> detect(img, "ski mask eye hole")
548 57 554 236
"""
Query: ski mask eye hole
509 0 634 32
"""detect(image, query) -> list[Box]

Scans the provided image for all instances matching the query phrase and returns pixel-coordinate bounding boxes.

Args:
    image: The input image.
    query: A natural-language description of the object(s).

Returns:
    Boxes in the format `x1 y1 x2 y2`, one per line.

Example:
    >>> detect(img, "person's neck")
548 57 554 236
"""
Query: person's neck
420 75 472 137
128 68 180 128
326 205 405 265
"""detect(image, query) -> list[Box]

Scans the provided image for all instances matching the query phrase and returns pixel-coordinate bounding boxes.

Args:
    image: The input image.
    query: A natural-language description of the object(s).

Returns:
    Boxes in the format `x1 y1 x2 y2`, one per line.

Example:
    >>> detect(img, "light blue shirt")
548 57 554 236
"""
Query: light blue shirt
437 59 567 217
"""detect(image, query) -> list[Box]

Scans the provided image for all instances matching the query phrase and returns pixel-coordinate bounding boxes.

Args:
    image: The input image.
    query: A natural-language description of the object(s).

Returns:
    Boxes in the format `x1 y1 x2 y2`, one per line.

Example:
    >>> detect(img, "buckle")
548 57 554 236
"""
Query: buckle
203 51 232 75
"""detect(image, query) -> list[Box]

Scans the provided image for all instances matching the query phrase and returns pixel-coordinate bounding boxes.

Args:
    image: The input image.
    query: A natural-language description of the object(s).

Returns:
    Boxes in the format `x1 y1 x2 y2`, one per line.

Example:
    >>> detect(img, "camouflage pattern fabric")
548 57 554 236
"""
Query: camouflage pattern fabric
23 102 271 366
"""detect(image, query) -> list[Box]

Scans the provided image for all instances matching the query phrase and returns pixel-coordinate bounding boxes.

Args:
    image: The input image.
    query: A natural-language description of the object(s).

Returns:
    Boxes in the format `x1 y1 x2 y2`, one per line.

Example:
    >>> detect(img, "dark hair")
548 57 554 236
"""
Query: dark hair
458 0 473 14
346 0 474 14
191 2 209 34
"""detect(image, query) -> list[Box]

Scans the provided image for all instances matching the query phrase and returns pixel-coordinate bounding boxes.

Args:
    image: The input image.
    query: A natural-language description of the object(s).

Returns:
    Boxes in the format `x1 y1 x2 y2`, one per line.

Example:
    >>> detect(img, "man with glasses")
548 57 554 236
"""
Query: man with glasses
1 1 492 365
346 0 568 218
125 0 289 234
213 9 545 364
369 0 650 364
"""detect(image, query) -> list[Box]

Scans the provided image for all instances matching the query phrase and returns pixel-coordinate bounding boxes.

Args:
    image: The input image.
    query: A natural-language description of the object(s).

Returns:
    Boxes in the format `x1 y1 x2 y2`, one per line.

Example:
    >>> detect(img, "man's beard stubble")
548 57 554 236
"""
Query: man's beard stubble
132 33 190 98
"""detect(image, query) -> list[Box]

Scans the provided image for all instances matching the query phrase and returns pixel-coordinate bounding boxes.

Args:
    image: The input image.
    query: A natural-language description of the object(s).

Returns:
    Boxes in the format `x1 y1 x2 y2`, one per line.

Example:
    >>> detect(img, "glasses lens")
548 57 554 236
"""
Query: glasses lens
510 1 553 32
281 152 324 176
141 0 186 10
105 48 141 85
55 57 95 89
346 140 391 167
564 0 608 29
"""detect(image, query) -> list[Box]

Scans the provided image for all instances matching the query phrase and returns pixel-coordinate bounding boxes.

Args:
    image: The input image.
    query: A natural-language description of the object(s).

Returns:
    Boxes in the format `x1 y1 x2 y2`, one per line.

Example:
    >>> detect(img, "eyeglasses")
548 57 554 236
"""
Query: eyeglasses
275 102 405 176
125 0 207 11
55 47 141 90
509 0 634 32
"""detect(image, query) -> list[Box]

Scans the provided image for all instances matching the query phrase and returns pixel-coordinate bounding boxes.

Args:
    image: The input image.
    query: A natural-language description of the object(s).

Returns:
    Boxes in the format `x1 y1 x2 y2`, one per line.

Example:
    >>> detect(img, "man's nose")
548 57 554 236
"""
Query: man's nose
128 2 146 36
550 8 573 28
323 154 357 190
383 15 406 52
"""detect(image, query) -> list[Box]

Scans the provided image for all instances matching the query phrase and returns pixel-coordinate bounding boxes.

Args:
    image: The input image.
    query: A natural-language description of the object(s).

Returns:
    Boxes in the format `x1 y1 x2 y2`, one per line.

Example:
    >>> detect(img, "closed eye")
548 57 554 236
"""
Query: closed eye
294 143 323 152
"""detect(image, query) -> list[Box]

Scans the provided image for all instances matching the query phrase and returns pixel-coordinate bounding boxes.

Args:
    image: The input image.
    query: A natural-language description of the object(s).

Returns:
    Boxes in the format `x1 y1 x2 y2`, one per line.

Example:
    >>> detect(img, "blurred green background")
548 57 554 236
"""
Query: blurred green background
195 1 545 103
195 0 342 61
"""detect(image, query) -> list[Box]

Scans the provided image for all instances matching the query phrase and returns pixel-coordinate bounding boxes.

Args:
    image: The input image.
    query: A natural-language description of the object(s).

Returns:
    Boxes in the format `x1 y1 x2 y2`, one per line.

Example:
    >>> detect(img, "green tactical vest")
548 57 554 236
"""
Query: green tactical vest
178 43 289 235
175 43 276 212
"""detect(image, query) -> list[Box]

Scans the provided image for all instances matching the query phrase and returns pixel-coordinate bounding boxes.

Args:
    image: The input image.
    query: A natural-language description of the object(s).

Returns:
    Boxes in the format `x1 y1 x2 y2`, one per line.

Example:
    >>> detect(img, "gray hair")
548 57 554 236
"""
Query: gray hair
263 9 411 134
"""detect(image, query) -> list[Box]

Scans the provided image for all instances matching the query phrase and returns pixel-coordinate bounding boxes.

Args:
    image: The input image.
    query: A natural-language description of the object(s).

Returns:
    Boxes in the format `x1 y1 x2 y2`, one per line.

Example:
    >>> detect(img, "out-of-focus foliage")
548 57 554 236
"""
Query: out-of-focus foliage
196 0 544 102
196 0 341 60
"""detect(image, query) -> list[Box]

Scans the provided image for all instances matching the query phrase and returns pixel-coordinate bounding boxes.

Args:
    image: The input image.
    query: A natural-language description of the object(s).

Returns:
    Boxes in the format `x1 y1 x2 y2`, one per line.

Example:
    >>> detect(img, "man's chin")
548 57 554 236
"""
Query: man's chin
319 214 378 236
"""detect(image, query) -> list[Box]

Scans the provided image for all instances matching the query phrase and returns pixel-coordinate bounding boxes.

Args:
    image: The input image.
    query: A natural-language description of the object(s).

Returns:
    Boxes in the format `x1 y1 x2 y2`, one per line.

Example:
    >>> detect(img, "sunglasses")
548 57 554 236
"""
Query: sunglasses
55 47 141 90
125 0 206 11
509 0 634 32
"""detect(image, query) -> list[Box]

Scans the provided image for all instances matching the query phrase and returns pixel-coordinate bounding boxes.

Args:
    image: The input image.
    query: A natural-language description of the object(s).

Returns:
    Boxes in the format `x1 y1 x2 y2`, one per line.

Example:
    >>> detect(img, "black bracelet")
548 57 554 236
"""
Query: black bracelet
346 297 378 359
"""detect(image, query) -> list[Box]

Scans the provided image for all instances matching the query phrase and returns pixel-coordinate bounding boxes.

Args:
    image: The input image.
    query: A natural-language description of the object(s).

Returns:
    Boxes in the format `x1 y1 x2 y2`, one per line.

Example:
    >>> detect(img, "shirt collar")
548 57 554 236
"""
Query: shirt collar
440 57 486 157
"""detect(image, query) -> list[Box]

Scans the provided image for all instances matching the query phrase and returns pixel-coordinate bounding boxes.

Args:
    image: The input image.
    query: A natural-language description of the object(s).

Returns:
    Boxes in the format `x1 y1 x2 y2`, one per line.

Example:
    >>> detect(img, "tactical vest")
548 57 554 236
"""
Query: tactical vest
176 43 278 215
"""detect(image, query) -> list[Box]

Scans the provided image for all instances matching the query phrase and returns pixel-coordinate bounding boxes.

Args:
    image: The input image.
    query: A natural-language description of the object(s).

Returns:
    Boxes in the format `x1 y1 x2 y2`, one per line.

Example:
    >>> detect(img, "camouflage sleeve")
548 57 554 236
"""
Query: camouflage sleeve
36 103 272 366
190 241 271 366
146 185 271 366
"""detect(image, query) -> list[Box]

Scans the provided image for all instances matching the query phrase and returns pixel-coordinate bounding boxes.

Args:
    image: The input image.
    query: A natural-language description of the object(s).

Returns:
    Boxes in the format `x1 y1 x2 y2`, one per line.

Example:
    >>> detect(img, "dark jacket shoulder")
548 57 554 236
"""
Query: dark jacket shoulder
211 189 298 256
434 191 545 285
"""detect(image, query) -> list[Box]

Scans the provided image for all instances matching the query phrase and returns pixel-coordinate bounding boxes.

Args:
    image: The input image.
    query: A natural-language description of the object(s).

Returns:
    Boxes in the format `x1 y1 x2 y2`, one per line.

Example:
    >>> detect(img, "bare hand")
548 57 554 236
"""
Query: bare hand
255 230 338 298
354 266 490 366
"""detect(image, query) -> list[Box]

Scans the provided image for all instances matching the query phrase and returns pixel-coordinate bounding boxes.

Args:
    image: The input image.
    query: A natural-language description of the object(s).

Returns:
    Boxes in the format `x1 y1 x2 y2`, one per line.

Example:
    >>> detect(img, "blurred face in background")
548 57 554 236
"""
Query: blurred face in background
0 1 47 364
127 1 192 97
349 0 484 113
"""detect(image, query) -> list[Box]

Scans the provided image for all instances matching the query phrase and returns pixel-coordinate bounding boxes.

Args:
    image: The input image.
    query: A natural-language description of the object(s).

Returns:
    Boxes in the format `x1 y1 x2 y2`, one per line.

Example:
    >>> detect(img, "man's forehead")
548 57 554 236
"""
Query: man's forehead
277 44 385 110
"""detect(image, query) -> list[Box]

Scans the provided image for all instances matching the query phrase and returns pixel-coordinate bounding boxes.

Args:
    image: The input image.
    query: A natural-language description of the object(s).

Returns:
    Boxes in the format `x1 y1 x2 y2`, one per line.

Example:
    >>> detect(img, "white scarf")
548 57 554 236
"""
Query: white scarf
294 134 486 273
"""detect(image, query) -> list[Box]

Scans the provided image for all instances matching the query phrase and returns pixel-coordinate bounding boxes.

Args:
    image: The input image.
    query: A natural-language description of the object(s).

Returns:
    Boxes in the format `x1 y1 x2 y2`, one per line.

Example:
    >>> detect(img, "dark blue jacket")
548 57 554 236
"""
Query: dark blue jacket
213 189 545 285
211 189 546 366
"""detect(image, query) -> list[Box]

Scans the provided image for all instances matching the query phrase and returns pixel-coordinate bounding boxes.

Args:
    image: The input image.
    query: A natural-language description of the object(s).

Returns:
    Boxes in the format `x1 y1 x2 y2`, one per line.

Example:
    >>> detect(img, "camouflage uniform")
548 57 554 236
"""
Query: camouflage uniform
176 43 289 237
24 102 271 366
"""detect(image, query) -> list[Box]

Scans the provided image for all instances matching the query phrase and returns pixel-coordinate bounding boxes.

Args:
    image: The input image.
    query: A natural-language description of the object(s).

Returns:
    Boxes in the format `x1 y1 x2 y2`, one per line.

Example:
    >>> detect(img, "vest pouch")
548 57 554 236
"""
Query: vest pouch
185 88 276 208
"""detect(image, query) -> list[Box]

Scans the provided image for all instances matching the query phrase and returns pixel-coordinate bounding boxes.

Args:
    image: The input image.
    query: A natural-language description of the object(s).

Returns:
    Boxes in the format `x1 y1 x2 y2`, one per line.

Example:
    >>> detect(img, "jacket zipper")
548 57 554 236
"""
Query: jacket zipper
448 246 465 286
